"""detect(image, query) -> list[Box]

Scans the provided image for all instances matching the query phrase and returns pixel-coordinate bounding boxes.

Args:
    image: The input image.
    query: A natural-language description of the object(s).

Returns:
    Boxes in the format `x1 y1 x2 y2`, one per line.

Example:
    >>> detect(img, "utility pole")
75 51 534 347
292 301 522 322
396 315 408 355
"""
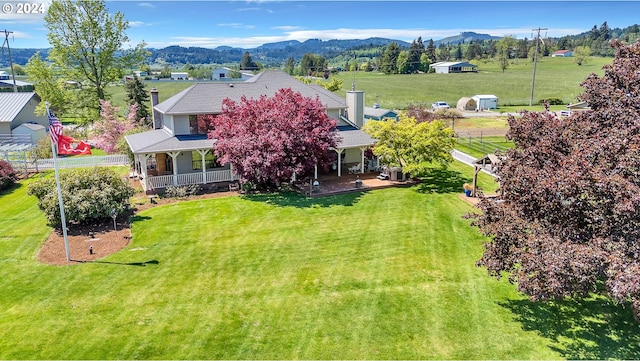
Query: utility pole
1 30 18 92
529 27 547 106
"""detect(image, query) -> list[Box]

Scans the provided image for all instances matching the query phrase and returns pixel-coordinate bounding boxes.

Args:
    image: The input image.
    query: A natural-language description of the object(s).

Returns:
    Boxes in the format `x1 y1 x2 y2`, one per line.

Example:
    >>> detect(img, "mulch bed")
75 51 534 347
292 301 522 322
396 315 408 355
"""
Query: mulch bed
37 189 239 266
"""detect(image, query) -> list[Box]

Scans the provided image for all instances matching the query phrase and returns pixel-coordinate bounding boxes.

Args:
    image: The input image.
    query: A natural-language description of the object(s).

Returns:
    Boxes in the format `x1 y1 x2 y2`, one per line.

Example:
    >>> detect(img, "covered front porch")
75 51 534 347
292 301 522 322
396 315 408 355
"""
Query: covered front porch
134 150 236 193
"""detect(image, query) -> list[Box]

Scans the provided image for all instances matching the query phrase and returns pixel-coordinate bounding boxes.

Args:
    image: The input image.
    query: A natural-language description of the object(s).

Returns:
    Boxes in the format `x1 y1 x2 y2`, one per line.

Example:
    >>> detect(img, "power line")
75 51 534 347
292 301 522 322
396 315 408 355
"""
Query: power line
1 29 18 93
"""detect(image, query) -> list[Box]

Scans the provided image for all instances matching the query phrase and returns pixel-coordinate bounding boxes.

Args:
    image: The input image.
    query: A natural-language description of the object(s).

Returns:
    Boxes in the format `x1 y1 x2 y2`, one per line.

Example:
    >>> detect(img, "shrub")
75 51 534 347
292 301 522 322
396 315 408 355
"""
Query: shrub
538 98 564 105
0 160 17 190
163 184 200 198
27 167 135 227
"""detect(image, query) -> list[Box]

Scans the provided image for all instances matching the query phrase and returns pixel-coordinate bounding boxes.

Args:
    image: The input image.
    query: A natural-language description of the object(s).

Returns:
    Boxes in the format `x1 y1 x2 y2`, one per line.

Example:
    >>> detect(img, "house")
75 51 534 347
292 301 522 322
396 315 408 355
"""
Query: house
0 71 34 91
125 70 377 193
471 94 498 111
212 67 254 81
170 72 189 80
363 104 398 124
0 92 48 142
552 50 573 57
12 123 46 144
429 61 478 74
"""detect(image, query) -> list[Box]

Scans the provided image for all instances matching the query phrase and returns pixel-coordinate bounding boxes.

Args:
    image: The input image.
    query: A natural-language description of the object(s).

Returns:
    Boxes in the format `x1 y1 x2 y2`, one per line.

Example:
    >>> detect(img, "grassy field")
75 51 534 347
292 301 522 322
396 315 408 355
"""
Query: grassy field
105 56 611 113
333 56 611 110
2 164 640 359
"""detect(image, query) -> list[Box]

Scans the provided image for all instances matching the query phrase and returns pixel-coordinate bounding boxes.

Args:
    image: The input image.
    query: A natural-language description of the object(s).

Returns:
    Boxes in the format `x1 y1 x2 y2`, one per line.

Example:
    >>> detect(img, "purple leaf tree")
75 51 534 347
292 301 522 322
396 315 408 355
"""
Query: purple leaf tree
473 40 640 319
209 88 338 190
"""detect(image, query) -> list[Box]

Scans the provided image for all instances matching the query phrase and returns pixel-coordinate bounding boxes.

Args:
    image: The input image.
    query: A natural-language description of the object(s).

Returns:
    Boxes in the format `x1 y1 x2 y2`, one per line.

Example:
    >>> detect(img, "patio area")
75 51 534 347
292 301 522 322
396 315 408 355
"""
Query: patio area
308 172 417 197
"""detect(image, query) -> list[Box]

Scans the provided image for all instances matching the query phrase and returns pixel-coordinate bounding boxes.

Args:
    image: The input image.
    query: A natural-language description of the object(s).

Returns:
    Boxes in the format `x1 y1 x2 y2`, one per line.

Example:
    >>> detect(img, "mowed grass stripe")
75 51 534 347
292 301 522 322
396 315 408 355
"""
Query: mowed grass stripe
4 163 639 359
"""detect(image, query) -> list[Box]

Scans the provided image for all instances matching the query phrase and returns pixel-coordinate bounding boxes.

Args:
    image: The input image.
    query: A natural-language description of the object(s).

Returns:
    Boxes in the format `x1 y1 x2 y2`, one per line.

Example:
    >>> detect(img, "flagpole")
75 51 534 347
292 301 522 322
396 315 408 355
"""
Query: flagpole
46 103 71 262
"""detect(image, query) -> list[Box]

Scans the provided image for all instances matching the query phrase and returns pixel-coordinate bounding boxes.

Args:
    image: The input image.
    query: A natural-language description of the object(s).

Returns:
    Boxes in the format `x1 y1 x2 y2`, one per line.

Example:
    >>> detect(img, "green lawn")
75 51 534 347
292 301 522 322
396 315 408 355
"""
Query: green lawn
2 164 639 359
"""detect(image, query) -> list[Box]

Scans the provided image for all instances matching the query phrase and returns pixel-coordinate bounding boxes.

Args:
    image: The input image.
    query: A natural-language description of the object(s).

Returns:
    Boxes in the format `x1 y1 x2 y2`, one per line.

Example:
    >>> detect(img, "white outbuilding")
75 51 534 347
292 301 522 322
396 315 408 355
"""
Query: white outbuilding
471 94 498 111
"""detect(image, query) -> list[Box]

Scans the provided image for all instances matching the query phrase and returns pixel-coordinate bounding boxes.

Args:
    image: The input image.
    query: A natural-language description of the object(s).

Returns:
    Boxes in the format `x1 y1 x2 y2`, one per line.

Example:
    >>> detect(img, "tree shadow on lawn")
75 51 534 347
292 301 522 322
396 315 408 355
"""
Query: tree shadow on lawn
415 167 472 194
242 191 365 208
0 182 24 197
502 296 640 359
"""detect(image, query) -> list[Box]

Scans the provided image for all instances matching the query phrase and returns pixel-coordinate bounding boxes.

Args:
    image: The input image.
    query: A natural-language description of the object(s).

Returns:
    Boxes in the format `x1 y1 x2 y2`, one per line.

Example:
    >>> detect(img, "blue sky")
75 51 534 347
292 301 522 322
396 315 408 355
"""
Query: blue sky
1 1 640 49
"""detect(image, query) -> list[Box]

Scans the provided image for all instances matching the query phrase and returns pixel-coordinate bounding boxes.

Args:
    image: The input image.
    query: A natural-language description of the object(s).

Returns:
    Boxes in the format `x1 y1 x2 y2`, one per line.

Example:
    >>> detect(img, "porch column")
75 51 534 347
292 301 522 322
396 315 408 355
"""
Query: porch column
140 153 153 191
360 146 368 173
335 148 344 177
229 163 236 181
314 164 318 179
196 149 209 184
167 151 180 186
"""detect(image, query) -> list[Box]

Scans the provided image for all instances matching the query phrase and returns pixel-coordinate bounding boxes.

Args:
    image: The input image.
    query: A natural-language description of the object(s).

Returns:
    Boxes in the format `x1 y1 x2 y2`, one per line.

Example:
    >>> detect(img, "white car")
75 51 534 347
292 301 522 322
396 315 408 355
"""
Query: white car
432 101 450 110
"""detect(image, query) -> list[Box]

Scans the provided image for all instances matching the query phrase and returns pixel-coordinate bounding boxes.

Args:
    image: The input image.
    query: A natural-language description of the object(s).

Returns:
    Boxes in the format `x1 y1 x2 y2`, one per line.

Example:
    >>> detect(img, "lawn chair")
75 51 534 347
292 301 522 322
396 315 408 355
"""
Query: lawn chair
349 163 361 174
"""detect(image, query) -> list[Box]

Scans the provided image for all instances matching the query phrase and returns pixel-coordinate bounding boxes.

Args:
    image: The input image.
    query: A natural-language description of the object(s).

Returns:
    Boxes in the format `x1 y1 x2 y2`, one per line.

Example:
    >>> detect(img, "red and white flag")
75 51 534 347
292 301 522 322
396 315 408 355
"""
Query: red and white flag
47 108 92 155
57 135 92 155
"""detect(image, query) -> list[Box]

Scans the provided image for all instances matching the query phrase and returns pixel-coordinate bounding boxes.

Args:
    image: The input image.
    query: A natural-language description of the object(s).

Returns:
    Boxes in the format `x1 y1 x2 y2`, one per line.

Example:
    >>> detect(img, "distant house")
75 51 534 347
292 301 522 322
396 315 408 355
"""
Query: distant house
471 94 498 111
212 67 254 81
364 105 398 124
170 72 189 80
12 123 46 144
0 71 34 91
552 50 573 57
429 61 478 74
0 92 48 142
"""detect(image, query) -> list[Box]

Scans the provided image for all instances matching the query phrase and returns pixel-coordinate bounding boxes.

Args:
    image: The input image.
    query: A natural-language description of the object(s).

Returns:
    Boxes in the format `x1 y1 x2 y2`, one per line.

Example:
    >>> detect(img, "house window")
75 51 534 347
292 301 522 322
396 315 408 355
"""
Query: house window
192 151 220 170
189 114 215 135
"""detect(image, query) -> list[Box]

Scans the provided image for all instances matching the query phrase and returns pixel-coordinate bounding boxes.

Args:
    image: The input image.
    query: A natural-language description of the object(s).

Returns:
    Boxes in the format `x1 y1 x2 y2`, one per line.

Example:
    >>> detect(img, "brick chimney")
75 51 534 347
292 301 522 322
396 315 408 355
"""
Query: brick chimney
150 87 162 130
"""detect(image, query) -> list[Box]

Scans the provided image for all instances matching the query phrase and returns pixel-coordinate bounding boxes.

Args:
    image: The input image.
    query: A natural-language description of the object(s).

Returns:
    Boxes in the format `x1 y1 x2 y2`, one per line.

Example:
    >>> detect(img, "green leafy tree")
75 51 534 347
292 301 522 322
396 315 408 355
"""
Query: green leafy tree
317 77 343 92
363 113 456 177
25 52 70 115
44 0 147 122
124 75 151 127
299 53 326 76
574 45 592 66
27 167 135 227
396 50 410 74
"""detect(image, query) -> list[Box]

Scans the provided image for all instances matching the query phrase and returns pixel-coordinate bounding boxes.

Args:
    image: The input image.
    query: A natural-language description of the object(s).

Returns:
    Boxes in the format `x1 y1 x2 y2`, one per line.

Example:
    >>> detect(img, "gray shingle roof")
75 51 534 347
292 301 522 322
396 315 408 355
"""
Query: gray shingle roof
155 70 347 115
0 92 37 123
125 129 215 154
336 126 377 148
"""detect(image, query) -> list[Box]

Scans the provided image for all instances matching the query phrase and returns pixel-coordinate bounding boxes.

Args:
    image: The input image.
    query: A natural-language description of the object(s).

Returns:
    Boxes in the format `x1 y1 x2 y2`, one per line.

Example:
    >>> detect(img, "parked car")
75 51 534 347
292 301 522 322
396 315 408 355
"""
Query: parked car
432 101 450 110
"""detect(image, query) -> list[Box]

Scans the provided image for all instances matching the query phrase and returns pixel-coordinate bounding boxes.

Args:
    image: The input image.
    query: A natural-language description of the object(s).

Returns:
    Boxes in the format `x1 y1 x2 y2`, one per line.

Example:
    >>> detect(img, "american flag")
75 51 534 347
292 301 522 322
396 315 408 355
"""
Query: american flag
48 109 63 144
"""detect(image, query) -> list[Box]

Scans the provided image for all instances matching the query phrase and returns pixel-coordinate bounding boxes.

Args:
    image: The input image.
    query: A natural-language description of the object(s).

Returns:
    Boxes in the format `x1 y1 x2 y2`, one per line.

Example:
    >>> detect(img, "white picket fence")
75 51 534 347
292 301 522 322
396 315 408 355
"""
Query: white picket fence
36 154 129 170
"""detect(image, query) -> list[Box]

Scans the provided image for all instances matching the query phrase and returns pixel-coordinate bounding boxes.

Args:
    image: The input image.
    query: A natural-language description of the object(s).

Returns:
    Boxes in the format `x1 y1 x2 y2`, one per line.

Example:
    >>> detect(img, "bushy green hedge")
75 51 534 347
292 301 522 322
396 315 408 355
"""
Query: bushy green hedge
0 160 17 191
27 167 135 227
538 98 564 105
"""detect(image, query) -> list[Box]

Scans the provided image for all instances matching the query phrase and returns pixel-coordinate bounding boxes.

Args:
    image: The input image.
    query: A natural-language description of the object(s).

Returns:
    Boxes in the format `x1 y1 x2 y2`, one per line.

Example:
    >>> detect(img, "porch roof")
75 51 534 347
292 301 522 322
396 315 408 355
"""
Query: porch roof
125 126 374 155
336 125 376 149
125 129 214 154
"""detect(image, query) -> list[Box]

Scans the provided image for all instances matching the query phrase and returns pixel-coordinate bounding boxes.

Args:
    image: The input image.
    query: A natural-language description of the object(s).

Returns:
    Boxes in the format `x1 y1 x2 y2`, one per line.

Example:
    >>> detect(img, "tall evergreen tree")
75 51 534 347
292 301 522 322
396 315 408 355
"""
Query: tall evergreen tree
283 56 295 75
425 38 437 63
380 42 400 74
240 51 258 70
124 74 151 127
407 37 425 73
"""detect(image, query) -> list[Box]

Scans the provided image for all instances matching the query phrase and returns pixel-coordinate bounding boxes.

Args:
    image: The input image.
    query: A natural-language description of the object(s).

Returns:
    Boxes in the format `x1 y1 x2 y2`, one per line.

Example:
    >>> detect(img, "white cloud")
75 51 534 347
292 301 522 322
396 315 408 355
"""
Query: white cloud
137 2 156 8
217 23 256 30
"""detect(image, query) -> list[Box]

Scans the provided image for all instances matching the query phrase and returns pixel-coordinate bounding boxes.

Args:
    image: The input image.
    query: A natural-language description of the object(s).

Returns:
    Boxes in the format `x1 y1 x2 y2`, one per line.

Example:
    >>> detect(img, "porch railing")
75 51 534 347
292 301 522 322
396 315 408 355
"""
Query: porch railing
147 169 236 190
